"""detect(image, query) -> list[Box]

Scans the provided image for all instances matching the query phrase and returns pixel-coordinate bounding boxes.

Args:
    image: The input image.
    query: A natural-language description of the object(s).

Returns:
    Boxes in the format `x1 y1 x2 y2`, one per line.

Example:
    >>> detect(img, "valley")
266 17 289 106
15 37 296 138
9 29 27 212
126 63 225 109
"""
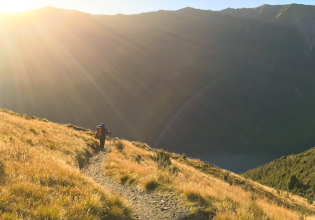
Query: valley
1 4 315 172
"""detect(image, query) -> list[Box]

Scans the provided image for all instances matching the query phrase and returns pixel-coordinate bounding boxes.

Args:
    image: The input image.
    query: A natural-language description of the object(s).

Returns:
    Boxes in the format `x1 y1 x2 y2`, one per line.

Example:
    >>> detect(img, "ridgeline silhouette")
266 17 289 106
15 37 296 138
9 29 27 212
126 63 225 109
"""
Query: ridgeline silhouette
2 4 315 172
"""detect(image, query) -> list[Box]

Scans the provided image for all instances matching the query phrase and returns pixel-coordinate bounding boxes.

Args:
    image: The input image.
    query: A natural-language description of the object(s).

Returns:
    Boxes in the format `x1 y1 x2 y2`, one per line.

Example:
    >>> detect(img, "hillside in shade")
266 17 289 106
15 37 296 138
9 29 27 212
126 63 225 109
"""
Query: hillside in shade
244 146 315 203
1 4 315 172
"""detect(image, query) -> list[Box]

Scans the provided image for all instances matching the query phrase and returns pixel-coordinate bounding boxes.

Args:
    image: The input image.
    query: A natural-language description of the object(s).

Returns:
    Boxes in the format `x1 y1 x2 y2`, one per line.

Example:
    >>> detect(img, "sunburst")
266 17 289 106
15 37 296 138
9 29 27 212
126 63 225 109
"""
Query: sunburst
0 0 30 13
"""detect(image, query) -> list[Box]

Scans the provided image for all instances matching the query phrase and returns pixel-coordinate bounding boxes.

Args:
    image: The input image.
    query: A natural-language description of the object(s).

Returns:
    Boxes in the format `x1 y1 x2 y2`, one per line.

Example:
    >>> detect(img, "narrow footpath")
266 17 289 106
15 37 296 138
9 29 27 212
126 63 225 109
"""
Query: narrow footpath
82 147 193 220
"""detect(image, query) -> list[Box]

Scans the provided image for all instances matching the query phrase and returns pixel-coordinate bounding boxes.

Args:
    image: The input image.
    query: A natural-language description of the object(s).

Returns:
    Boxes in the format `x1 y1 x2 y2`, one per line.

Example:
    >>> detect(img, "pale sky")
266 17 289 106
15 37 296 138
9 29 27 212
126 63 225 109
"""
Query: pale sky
1 0 315 14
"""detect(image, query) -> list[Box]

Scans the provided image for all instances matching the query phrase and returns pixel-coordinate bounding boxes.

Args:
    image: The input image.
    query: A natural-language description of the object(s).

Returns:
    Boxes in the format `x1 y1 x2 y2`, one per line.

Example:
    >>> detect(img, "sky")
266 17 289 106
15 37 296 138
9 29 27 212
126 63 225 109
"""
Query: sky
1 0 315 14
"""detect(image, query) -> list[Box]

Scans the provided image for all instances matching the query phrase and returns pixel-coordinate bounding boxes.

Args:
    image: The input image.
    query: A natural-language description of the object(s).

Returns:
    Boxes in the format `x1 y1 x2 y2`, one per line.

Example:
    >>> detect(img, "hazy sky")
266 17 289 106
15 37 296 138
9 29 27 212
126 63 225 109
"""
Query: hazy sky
1 0 315 14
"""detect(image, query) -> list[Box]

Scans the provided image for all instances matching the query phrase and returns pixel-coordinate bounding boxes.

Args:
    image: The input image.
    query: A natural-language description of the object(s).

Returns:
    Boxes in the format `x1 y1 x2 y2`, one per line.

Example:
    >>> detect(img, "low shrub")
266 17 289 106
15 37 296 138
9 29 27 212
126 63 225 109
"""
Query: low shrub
236 202 269 220
0 161 6 185
144 179 159 191
75 149 92 170
155 150 171 168
184 190 208 206
223 172 230 182
115 140 124 152
1 213 17 220
120 175 129 185
169 166 179 176
29 126 38 135
37 206 61 220
135 155 142 163
306 193 314 205
182 153 187 160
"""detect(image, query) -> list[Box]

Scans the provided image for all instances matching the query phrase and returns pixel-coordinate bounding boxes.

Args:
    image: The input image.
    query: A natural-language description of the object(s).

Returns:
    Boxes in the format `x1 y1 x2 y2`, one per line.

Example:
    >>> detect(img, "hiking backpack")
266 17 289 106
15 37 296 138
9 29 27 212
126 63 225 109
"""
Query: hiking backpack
95 126 102 139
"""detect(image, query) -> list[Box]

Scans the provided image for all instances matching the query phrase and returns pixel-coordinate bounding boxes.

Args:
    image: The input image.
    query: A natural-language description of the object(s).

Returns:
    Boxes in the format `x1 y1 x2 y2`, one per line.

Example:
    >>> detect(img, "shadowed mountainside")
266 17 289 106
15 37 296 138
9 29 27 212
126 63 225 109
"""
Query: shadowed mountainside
1 4 315 172
244 146 315 203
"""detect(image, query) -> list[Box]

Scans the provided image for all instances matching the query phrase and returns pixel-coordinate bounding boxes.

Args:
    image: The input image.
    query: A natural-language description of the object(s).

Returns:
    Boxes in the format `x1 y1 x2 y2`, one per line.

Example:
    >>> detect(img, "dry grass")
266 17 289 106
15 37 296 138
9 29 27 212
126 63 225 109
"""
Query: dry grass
4 106 313 219
0 109 132 219
102 139 315 219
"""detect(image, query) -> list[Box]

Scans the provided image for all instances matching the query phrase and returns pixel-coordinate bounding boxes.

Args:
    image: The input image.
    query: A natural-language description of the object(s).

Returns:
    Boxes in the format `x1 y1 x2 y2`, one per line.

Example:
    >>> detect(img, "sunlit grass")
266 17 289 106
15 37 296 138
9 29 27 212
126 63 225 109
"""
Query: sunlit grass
2 107 315 219
0 109 132 219
102 139 315 219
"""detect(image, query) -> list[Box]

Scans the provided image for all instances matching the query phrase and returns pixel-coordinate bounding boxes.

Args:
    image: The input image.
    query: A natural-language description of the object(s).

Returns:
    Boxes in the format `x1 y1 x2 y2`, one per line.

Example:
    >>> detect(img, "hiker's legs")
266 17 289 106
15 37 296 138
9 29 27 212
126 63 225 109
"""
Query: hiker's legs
100 137 105 149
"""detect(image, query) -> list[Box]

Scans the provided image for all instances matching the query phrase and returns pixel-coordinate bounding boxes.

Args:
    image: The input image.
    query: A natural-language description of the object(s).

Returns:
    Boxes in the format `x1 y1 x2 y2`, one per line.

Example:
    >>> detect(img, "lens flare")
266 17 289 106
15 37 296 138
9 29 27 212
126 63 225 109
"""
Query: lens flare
0 0 31 13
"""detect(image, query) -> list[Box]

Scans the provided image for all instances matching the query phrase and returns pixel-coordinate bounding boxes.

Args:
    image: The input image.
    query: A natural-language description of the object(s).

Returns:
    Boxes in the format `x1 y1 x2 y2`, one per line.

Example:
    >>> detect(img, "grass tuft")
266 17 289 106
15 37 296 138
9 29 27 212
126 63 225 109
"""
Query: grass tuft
135 155 142 163
182 153 187 160
184 190 208 206
169 165 179 176
115 140 124 152
37 206 61 220
120 175 130 185
1 213 17 220
0 161 6 185
144 178 159 191
155 150 171 168
29 126 38 134
75 149 92 169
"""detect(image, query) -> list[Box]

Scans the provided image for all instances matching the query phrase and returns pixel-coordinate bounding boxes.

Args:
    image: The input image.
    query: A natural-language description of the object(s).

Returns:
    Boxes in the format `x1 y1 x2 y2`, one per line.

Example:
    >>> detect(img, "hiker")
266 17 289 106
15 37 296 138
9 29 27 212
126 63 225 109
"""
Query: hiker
95 123 111 150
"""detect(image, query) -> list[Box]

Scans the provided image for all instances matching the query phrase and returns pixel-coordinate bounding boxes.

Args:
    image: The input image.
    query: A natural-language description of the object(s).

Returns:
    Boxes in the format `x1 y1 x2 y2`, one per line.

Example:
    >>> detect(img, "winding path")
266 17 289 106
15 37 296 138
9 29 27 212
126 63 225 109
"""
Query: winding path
82 148 192 220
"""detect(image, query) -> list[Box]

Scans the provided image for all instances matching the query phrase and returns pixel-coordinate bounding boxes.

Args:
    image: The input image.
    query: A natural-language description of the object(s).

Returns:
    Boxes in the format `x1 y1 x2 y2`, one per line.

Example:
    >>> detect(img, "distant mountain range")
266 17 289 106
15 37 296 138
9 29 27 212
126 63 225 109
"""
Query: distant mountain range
1 4 315 172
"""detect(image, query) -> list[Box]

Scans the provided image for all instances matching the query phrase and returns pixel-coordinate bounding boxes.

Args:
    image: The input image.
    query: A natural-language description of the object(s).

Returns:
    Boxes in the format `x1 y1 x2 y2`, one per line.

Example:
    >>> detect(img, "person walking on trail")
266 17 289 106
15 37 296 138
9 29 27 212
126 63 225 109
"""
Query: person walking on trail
95 123 111 151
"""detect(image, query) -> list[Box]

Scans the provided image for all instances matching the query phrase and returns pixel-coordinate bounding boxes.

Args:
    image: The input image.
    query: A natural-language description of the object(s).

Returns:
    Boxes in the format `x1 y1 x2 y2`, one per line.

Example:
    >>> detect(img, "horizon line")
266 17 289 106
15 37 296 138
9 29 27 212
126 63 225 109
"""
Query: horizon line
0 3 312 16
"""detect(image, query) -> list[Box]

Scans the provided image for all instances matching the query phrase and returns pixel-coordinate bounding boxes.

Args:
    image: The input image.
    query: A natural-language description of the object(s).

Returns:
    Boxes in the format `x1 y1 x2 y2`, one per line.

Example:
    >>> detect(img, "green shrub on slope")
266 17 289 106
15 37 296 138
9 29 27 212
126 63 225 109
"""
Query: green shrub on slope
244 147 315 202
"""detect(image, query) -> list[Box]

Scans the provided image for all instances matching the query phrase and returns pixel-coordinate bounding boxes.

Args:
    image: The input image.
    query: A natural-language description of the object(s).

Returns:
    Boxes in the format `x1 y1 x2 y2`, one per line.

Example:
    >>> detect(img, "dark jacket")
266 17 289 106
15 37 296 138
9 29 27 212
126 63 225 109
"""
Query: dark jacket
100 124 110 138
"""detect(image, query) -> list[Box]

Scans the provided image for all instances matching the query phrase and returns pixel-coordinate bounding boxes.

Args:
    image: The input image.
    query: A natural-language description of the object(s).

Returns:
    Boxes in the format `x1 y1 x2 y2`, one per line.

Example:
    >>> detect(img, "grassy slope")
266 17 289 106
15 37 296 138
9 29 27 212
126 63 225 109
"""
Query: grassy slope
244 147 315 201
103 139 315 219
2 107 315 219
0 109 132 220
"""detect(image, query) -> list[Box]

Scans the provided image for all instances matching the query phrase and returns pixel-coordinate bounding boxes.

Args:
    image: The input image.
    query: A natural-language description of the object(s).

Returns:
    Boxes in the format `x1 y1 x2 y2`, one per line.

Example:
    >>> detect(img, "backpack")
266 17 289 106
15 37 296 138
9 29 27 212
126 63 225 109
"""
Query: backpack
95 126 102 139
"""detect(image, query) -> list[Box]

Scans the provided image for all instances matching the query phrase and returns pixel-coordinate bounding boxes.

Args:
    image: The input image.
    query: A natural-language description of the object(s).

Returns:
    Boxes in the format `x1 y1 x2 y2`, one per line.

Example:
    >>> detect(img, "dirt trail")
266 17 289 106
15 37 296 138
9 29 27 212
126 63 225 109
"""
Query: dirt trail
82 147 194 220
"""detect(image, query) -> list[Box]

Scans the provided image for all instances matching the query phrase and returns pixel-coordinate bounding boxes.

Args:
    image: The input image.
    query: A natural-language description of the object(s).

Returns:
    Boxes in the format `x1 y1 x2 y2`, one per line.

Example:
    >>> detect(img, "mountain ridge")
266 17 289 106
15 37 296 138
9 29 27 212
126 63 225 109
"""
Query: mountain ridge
1 4 315 172
220 3 315 50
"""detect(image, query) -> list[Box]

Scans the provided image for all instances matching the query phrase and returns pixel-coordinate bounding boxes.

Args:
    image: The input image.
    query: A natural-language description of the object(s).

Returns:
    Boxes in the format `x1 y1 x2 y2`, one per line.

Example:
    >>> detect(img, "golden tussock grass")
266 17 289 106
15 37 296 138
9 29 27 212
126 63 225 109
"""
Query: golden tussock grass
102 139 315 219
0 109 132 219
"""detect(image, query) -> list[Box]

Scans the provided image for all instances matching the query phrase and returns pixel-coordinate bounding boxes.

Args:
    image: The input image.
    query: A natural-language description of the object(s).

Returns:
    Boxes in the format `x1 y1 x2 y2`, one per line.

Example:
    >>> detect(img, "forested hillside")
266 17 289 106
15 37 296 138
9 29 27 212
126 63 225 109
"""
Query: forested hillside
244 146 315 204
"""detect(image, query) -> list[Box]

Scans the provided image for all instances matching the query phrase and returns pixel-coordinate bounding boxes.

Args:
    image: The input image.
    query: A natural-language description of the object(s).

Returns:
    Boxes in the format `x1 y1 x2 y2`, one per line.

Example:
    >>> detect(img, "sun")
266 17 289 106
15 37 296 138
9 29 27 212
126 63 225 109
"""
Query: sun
0 0 31 13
